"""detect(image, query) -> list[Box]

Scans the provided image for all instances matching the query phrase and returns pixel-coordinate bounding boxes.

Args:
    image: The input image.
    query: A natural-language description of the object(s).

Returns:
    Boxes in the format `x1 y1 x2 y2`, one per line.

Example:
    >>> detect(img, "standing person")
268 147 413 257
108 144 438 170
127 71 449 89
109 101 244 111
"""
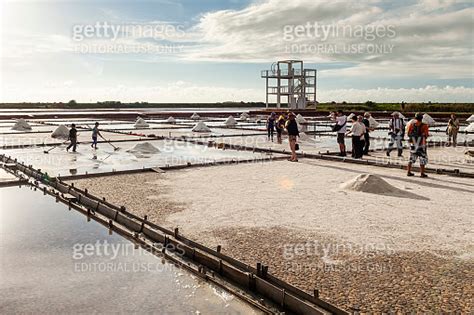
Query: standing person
275 114 285 144
266 112 276 142
346 116 365 159
332 110 347 156
387 112 405 157
91 122 101 149
362 112 373 155
447 113 460 147
286 113 299 162
407 113 430 177
66 124 77 152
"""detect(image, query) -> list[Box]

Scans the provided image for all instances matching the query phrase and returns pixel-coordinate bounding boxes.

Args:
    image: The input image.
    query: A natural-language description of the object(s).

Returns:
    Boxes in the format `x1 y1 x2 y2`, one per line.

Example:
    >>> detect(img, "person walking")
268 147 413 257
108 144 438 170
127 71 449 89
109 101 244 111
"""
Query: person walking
275 114 285 144
346 116 365 159
286 113 299 162
447 113 460 147
66 124 77 152
362 112 373 155
91 122 101 149
407 113 430 177
387 112 405 157
332 110 347 156
267 112 276 142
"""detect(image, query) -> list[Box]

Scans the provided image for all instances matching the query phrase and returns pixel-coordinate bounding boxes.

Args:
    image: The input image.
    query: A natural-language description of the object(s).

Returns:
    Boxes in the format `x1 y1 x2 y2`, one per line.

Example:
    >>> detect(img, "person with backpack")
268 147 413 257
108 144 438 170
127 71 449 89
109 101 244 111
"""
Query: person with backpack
386 112 405 157
346 115 365 159
266 112 276 142
446 113 460 147
275 114 285 144
286 112 299 162
66 124 78 152
407 113 430 177
332 110 347 156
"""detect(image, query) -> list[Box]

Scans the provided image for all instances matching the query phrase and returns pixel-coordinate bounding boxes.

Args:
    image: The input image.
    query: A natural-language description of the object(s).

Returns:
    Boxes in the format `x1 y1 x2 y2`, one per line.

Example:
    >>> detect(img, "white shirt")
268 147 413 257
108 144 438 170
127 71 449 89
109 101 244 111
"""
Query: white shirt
336 115 347 133
349 121 365 137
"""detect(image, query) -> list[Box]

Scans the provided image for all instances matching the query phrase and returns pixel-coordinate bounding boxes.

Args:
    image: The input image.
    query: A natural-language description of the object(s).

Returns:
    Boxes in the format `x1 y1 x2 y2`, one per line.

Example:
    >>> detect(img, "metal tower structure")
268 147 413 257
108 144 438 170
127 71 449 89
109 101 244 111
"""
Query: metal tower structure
260 60 317 109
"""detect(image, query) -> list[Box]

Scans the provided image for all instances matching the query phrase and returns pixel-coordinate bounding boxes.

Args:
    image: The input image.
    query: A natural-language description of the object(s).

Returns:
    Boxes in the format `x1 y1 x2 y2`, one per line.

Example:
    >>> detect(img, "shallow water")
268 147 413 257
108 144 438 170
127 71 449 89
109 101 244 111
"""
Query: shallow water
0 186 261 314
0 139 274 177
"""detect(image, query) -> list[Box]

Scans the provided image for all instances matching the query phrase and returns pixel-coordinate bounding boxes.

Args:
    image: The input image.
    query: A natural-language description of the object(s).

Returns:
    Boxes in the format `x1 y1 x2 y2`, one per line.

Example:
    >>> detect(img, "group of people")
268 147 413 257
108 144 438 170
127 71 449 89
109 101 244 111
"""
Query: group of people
332 110 374 159
333 110 432 177
266 112 300 162
65 122 101 152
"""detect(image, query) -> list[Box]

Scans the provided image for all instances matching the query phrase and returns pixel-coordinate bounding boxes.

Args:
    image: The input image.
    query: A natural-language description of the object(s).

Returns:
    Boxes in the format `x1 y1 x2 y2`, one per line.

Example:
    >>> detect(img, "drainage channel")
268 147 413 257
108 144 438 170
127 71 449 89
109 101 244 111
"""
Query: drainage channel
0 154 348 315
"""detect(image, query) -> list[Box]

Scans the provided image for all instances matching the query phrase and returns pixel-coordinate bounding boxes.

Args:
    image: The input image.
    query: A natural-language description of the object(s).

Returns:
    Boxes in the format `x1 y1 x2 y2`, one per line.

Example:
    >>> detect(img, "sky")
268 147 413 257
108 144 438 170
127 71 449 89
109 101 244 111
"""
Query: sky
0 0 473 103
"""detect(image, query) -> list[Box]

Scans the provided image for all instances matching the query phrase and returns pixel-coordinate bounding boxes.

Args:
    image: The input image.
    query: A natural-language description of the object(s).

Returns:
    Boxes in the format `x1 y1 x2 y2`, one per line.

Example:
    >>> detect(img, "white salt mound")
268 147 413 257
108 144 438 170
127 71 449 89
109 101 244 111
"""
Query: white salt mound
166 116 176 123
466 123 474 132
51 125 69 139
224 115 237 126
191 113 200 120
422 113 436 125
299 132 317 143
341 174 411 198
134 117 149 128
368 116 379 128
296 114 307 124
466 114 474 123
240 112 249 120
192 121 211 132
127 142 160 154
297 122 307 132
11 119 32 131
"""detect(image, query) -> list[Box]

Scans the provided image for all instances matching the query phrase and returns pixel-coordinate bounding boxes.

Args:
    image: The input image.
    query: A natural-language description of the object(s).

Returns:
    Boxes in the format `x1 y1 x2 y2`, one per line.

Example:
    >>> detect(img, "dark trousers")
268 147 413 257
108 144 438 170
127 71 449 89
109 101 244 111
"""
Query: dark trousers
67 138 77 152
363 132 370 154
267 126 274 140
387 133 403 156
352 136 363 159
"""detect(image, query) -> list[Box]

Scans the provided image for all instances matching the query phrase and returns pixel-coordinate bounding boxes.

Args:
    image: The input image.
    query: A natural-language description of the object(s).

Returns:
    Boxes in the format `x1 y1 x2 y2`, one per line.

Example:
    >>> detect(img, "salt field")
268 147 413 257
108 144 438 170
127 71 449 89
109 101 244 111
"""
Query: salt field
1 109 473 313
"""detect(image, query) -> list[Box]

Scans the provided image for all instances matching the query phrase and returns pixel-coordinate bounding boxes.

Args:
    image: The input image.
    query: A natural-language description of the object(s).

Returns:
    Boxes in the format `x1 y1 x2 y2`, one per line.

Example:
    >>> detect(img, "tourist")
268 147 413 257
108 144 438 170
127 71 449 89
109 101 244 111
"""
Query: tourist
407 113 430 177
286 113 299 162
267 112 276 142
447 113 460 147
275 114 285 144
386 112 405 157
66 124 77 152
91 122 101 149
332 110 347 156
346 116 365 159
362 112 373 155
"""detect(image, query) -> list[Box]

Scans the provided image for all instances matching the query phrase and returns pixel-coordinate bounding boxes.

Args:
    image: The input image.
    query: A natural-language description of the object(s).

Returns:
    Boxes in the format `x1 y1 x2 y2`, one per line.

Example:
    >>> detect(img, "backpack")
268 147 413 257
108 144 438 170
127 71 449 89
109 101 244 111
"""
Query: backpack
408 122 425 142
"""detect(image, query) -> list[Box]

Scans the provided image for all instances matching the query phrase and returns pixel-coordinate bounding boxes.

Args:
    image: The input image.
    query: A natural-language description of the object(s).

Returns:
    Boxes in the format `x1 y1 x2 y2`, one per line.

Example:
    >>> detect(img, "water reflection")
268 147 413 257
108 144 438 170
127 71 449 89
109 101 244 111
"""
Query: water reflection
0 186 261 314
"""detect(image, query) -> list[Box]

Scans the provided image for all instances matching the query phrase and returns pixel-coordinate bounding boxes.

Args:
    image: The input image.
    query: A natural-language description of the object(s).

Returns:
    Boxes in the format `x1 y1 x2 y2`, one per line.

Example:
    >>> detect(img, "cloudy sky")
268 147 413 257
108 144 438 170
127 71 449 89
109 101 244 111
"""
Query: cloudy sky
1 0 473 103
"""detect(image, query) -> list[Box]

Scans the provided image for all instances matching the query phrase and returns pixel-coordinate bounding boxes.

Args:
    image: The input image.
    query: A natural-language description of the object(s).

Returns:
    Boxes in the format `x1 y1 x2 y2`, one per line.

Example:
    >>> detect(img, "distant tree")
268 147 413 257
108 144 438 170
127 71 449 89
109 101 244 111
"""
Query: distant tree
365 100 376 107
68 100 77 106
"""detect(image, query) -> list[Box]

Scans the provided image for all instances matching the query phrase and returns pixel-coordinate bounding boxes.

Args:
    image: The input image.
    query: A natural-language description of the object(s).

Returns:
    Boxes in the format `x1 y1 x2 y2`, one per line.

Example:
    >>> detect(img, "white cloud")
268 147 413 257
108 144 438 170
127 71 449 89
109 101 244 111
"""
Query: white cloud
1 81 472 103
182 0 473 78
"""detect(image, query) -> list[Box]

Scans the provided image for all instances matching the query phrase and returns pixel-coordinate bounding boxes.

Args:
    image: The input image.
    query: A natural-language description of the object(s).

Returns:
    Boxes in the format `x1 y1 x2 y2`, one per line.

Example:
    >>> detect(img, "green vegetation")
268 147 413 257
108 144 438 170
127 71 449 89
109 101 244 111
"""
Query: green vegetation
0 101 266 109
308 101 473 113
0 101 471 113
